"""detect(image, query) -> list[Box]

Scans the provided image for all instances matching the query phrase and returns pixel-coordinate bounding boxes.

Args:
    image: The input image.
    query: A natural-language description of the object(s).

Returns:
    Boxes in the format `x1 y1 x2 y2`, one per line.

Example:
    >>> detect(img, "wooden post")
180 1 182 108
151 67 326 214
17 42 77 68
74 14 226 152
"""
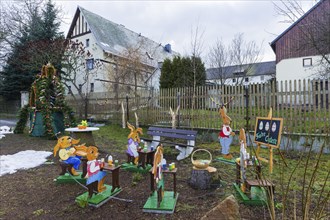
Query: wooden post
269 147 273 173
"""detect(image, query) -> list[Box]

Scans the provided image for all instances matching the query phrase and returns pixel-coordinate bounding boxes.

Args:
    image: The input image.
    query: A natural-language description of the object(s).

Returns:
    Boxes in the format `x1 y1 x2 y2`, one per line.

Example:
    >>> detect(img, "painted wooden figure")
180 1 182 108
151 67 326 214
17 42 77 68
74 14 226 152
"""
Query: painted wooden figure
85 146 107 198
53 136 87 176
126 122 143 165
218 106 235 159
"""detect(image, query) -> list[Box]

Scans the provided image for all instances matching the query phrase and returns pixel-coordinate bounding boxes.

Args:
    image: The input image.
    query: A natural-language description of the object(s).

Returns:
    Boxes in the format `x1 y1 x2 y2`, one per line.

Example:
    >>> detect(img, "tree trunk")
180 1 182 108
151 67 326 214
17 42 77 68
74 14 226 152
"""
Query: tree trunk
189 167 220 190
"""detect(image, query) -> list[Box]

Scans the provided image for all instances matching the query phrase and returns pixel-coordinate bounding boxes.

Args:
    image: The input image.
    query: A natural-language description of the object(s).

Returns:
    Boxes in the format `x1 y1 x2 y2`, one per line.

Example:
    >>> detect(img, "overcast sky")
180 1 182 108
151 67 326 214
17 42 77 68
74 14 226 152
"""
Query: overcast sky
55 0 316 67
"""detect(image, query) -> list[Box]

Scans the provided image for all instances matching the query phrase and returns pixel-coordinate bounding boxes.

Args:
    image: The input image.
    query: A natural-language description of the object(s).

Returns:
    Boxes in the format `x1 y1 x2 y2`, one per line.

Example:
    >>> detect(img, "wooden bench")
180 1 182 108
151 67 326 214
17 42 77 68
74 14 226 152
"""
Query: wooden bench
141 126 198 160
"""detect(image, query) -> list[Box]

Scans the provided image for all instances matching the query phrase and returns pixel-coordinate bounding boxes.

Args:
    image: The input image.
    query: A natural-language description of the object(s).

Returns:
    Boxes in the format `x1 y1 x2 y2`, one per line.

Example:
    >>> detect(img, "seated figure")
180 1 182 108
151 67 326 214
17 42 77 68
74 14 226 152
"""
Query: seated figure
85 146 107 198
53 136 87 176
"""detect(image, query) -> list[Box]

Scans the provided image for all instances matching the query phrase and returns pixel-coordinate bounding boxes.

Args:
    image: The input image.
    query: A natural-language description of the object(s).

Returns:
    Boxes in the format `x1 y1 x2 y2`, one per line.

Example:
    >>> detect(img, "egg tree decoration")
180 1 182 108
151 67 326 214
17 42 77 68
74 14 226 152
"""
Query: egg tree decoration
15 63 76 138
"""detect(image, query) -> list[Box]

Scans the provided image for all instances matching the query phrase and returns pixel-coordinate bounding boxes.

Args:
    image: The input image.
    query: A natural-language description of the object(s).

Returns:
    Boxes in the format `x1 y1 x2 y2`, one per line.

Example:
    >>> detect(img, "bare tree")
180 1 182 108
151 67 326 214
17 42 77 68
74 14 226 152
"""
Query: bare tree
0 0 62 68
230 32 263 85
190 24 205 109
104 39 154 110
207 33 262 86
208 38 233 86
273 0 330 78
61 39 101 119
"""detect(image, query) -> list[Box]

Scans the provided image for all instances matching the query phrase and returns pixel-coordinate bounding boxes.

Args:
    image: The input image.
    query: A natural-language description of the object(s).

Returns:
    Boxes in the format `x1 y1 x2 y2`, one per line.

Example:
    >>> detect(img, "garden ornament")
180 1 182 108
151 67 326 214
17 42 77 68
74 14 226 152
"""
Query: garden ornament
86 146 107 197
169 106 180 129
53 136 87 176
218 105 235 159
126 122 143 165
152 145 165 199
237 128 248 192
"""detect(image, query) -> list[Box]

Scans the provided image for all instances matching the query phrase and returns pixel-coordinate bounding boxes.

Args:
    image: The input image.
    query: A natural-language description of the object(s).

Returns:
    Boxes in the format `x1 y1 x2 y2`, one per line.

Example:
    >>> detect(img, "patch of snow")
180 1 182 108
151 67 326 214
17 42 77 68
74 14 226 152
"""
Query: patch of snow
0 150 52 176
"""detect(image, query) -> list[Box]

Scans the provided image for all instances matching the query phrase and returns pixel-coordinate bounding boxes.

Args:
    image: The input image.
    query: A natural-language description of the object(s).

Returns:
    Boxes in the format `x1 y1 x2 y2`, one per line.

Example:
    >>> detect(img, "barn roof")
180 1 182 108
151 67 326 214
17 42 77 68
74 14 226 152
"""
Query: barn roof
270 0 325 53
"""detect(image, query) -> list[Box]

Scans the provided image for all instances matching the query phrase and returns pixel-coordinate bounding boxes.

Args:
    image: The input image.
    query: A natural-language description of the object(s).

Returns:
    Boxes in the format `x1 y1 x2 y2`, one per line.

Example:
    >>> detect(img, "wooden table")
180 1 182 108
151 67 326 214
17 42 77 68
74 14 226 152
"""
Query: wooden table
150 168 177 198
236 161 274 198
65 127 99 146
138 149 155 169
103 163 121 192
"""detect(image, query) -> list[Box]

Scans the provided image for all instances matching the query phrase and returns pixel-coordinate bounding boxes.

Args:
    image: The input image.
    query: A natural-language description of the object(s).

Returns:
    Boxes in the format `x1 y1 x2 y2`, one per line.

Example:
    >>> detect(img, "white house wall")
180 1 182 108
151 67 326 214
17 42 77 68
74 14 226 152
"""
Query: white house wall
66 33 114 95
276 55 325 82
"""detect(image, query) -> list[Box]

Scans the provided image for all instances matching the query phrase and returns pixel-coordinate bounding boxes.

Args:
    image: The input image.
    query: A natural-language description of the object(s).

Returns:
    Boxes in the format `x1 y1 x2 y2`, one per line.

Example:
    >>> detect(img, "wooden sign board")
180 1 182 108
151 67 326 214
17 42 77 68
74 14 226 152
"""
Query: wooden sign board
254 117 283 148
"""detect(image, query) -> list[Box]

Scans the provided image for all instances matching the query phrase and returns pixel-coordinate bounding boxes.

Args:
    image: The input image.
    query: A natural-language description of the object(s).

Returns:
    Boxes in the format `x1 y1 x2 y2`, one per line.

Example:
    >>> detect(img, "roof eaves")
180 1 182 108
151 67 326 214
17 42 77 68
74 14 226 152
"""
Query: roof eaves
270 0 325 51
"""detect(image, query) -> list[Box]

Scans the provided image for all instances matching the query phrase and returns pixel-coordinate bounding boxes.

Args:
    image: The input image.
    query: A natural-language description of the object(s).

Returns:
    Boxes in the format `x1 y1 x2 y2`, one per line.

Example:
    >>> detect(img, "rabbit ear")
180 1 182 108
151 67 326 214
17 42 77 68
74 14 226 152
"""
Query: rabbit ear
136 127 143 135
127 122 135 131
176 105 180 114
53 142 60 156
170 107 174 115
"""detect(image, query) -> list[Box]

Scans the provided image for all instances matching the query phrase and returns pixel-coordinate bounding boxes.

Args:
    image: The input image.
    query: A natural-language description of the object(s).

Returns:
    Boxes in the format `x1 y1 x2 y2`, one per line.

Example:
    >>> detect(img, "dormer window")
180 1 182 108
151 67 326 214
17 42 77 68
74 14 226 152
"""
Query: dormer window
245 77 249 82
86 39 90 47
234 71 244 76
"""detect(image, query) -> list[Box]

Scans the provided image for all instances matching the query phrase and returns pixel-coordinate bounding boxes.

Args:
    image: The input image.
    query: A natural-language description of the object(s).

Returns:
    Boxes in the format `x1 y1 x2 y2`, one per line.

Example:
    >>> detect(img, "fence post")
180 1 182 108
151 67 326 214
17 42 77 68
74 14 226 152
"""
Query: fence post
244 85 250 132
177 91 180 128
126 94 129 122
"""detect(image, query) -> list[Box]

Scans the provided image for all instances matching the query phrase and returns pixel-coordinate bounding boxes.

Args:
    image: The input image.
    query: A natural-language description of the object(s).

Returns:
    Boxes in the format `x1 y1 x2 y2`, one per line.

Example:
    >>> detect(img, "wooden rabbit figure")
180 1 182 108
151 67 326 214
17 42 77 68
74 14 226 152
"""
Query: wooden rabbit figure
218 106 235 159
152 145 165 207
53 136 87 176
86 146 107 198
126 122 143 165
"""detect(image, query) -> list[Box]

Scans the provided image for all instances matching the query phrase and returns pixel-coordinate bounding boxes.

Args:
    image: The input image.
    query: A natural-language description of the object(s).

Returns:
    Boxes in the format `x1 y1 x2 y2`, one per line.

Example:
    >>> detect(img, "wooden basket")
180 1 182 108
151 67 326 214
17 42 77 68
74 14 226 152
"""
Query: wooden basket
191 149 212 169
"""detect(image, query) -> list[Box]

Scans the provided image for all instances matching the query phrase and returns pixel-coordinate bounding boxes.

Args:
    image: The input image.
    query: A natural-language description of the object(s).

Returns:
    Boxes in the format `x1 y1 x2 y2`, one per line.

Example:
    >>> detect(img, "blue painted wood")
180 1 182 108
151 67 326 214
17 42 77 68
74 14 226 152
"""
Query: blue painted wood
143 127 197 148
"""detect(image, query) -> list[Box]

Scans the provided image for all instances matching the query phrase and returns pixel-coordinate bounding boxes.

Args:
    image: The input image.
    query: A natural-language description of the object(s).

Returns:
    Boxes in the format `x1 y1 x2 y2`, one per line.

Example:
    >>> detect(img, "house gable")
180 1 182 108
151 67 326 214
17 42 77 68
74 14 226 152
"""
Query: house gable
270 0 330 64
67 7 91 39
65 6 179 92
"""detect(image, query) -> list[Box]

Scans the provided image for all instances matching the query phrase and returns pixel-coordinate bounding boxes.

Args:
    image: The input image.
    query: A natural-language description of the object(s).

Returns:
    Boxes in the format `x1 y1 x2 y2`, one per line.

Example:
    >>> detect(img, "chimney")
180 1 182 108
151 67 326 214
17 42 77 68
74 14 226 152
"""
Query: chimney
164 44 172 53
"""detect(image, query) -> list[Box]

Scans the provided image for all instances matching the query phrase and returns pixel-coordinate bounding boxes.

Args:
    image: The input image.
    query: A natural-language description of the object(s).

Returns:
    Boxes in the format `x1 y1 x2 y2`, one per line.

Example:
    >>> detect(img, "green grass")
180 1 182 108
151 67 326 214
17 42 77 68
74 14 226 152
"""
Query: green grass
135 107 329 134
89 123 330 218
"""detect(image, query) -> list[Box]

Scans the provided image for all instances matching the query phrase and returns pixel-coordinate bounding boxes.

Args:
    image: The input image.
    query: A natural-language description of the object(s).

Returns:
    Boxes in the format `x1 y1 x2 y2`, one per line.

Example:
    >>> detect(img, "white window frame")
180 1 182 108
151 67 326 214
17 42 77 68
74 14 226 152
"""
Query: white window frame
303 58 312 67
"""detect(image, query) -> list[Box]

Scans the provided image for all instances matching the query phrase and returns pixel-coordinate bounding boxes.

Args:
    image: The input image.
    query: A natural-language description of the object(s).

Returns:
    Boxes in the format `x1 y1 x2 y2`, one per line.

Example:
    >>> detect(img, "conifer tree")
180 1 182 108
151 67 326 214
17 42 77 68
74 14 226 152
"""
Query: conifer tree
0 0 64 100
159 56 206 88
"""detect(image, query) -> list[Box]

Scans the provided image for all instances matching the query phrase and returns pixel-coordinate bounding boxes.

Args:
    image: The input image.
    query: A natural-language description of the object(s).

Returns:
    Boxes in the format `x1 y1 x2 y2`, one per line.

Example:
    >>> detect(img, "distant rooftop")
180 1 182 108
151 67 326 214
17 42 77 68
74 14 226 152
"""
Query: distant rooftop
206 61 276 80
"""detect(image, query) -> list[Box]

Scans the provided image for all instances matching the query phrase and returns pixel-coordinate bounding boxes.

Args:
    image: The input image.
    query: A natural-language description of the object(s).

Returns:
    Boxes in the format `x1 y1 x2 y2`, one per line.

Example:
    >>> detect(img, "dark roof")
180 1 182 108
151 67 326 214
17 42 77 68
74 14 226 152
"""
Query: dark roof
67 6 178 64
270 0 325 53
206 61 276 80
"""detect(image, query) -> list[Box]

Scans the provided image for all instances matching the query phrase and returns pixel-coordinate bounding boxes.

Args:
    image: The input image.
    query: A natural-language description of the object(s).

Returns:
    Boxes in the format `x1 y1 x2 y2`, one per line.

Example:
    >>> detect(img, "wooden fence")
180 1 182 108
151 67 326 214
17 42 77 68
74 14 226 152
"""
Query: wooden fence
67 78 329 135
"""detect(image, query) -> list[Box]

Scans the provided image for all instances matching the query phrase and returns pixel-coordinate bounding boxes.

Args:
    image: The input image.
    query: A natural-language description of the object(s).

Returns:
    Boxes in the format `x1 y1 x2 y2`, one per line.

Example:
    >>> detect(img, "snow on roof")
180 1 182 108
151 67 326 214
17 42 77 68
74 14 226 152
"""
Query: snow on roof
78 6 179 65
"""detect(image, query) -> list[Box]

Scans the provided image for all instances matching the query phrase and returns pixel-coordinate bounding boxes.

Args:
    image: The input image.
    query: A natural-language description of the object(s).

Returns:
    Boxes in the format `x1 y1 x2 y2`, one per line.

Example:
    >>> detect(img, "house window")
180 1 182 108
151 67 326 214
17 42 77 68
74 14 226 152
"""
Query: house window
303 58 312 67
86 39 90 47
68 86 72 94
232 78 236 83
86 58 94 70
78 84 82 93
90 83 94 92
260 76 264 81
245 77 249 82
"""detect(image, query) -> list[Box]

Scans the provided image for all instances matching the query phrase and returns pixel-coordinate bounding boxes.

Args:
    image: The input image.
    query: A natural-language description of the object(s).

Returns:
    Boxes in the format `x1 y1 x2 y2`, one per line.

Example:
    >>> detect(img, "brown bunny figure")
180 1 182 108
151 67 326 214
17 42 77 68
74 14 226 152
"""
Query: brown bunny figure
86 146 107 198
218 106 235 159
